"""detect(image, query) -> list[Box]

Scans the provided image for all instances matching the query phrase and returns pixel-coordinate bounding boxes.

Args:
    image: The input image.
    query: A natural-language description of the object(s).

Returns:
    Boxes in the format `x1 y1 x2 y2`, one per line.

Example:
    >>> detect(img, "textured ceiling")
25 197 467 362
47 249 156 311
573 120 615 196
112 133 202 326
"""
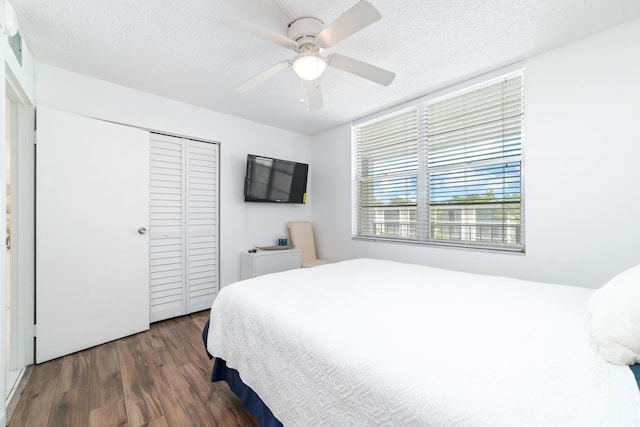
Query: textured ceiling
10 0 640 135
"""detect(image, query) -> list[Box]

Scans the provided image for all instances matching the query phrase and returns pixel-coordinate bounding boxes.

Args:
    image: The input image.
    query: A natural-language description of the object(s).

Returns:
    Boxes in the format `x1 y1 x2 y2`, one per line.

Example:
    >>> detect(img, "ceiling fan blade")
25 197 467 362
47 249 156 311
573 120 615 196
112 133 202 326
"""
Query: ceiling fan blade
317 0 381 48
235 61 291 93
223 17 297 49
327 53 395 86
302 79 324 111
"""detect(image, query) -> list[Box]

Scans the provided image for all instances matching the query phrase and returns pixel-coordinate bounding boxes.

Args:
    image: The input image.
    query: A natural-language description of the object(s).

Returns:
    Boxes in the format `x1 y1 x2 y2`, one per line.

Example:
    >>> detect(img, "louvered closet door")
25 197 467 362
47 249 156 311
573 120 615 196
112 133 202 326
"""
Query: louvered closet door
185 140 219 312
150 134 219 322
150 134 185 321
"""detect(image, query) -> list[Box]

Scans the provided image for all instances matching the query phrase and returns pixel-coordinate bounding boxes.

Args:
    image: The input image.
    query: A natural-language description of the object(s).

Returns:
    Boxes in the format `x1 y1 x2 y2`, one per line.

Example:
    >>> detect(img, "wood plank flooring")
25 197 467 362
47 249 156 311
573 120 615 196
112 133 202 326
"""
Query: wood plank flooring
8 310 259 427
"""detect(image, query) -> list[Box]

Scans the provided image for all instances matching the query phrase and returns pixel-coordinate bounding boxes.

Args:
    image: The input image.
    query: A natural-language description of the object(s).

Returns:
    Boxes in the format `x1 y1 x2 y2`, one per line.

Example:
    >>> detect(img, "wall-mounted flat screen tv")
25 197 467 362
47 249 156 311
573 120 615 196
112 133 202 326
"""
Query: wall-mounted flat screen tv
244 154 308 204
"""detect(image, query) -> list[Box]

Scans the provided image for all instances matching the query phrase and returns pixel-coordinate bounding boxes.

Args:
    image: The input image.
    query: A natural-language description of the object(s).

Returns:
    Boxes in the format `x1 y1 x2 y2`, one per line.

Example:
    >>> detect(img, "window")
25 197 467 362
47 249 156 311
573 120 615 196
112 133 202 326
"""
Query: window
353 72 524 252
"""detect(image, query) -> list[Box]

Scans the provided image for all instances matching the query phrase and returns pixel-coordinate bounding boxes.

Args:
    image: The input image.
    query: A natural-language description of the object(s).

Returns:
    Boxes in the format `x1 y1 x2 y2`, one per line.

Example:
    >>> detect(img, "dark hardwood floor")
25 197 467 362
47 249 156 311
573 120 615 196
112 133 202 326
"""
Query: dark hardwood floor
8 310 259 427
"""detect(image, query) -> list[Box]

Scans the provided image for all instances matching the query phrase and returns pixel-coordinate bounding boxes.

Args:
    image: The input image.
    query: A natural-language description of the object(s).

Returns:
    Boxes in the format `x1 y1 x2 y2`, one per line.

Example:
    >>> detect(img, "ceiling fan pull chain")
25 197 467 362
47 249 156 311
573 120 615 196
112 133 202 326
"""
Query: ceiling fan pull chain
298 77 305 104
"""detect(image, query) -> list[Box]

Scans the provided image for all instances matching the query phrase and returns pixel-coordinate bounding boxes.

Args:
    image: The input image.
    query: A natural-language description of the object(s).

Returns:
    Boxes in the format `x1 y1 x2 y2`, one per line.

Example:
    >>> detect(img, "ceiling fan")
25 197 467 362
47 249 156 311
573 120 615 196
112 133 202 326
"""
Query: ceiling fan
224 0 396 111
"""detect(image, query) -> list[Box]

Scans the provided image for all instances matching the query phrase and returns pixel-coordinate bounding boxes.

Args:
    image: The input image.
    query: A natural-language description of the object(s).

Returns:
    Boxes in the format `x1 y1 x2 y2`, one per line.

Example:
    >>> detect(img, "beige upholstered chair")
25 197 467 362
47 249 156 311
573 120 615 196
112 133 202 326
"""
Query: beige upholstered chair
287 221 332 268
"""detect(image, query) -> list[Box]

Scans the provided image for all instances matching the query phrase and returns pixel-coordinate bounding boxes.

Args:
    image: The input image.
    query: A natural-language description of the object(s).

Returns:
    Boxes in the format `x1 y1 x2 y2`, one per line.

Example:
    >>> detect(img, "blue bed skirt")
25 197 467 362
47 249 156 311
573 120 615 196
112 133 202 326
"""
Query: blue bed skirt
630 364 640 387
202 319 283 427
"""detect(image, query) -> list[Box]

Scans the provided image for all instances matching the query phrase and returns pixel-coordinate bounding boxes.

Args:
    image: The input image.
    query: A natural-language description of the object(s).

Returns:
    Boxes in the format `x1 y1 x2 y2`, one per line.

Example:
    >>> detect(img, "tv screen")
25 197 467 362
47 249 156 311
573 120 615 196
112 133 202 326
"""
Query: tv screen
244 154 308 203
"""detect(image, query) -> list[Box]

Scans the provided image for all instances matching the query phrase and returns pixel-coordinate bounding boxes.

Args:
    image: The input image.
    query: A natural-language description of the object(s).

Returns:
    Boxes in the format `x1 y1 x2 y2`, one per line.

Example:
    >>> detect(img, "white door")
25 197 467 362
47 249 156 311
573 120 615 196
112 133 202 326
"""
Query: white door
36 107 150 363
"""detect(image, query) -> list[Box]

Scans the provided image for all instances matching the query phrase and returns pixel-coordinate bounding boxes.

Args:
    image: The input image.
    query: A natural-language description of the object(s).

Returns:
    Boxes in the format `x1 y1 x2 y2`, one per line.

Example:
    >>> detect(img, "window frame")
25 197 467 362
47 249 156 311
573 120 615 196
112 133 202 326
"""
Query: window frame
352 68 525 253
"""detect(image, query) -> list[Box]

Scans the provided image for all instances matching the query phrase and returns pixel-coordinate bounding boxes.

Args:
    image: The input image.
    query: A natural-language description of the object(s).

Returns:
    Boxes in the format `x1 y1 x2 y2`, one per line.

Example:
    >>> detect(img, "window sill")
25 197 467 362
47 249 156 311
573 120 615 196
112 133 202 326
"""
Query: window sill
351 235 526 254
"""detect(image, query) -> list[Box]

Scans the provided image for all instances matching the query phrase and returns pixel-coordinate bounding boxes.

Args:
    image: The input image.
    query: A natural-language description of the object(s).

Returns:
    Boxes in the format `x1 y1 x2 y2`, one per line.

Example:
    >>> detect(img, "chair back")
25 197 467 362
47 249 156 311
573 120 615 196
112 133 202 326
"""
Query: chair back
287 221 317 263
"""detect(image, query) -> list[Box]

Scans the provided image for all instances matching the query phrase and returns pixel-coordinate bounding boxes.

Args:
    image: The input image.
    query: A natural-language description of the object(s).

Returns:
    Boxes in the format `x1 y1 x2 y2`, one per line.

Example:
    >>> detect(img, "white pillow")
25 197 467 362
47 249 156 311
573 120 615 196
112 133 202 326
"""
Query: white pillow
589 264 640 365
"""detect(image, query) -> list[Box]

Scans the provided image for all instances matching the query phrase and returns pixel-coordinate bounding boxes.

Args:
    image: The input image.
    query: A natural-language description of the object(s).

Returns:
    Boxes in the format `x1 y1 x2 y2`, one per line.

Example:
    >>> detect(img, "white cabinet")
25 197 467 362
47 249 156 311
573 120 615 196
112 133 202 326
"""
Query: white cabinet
240 249 301 280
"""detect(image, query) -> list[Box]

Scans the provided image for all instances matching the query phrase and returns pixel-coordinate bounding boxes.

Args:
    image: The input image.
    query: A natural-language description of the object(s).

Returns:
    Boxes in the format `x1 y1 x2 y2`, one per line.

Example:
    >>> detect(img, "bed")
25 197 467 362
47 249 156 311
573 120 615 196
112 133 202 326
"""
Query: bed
206 258 640 426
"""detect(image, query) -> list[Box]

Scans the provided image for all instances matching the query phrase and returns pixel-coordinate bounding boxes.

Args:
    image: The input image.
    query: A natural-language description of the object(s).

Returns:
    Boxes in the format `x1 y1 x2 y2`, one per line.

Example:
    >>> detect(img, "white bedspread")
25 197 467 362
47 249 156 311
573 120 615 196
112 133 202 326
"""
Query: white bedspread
207 259 640 426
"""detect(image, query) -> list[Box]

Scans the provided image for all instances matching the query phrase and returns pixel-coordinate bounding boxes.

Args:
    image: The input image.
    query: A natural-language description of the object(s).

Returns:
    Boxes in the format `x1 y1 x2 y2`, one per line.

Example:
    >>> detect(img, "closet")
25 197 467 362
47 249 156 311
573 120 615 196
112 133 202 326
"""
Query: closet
36 108 220 363
149 133 219 322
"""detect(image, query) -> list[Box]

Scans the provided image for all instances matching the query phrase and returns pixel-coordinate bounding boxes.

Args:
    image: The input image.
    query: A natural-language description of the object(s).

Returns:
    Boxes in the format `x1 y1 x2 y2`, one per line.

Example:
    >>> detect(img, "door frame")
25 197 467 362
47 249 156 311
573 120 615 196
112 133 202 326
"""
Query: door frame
4 79 35 403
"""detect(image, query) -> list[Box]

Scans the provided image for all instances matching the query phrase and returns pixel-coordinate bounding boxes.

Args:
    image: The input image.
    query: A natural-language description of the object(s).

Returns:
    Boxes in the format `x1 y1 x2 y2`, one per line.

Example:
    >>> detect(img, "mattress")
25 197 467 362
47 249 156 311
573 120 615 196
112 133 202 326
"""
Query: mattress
207 258 640 426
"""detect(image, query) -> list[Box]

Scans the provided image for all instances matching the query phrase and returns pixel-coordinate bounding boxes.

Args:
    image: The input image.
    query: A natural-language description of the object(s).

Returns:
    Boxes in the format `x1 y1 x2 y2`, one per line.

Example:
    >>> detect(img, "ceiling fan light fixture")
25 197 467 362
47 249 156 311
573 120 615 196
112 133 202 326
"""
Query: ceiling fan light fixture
292 52 327 81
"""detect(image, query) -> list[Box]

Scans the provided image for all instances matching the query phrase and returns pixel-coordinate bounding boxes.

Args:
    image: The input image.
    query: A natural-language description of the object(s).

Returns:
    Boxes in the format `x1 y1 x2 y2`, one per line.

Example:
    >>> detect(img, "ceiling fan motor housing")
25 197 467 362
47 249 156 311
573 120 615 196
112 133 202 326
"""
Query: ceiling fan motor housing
288 17 324 51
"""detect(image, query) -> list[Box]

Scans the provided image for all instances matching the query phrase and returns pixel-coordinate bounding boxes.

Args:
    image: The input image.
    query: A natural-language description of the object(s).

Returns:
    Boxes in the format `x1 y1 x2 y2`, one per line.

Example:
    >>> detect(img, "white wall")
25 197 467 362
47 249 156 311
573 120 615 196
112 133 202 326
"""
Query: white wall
311 19 640 289
35 64 312 286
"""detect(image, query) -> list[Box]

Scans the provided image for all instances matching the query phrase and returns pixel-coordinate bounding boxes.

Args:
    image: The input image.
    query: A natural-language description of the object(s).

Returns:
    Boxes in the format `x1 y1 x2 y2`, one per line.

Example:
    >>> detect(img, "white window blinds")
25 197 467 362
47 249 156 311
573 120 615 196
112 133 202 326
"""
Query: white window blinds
353 72 524 251
354 109 419 239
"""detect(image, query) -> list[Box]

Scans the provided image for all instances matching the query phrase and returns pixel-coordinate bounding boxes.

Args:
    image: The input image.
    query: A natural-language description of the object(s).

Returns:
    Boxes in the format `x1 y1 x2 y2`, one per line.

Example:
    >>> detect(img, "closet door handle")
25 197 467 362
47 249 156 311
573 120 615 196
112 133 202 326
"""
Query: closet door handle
137 227 147 235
